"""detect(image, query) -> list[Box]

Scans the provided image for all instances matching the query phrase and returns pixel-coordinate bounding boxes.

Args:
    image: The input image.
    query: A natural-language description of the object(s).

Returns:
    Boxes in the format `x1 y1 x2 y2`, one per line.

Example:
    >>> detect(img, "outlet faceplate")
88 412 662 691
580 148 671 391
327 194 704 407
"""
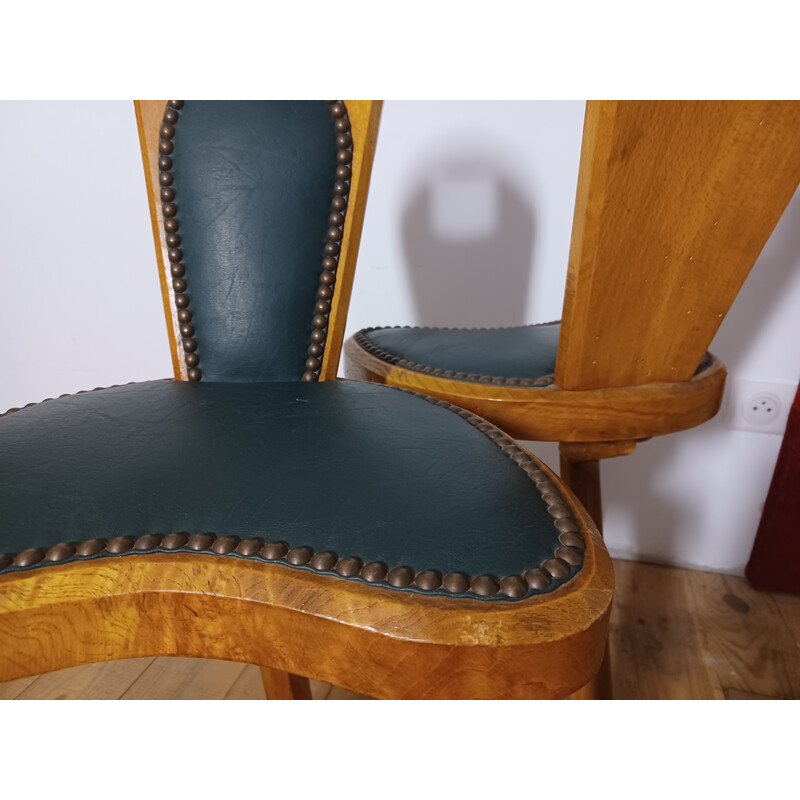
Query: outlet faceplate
727 379 796 435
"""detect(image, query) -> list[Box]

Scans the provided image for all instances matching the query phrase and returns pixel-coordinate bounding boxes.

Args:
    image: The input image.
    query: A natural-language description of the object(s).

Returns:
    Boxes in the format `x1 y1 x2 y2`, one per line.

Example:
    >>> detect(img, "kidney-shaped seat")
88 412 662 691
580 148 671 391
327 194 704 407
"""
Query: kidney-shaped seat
0 100 612 700
0 379 587 601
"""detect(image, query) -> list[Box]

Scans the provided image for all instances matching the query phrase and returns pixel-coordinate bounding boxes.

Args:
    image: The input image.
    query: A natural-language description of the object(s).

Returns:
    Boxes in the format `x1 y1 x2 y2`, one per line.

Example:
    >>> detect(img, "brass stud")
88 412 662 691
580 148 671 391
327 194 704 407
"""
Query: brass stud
212 536 240 555
470 575 500 597
315 300 331 315
308 343 323 357
334 118 350 133
330 102 346 118
164 218 178 233
161 533 189 550
161 187 175 202
178 309 192 323
336 165 351 181
541 492 562 506
167 100 185 109
331 196 347 212
499 576 528 598
319 270 335 285
312 314 328 329
174 294 189 309
13 548 45 567
159 171 174 186
180 323 194 337
387 566 415 588
542 558 570 579
158 140 174 155
547 504 572 519
414 570 442 591
187 368 202 382
184 353 199 367
182 338 197 353
163 108 179 124
158 156 173 170
168 248 183 262
333 181 349 197
286 546 313 565
360 562 388 583
236 539 264 557
170 261 185 277
187 534 214 551
160 123 176 139
301 371 317 382
166 233 181 247
310 551 338 571
76 538 106 556
523 568 551 590
133 534 162 551
162 202 177 218
329 211 345 227
305 357 321 372
44 542 76 562
324 242 340 256
335 556 362 577
554 518 579 533
317 285 333 301
173 278 187 293
559 531 584 549
106 536 135 554
555 546 583 566
336 133 352 149
262 541 289 560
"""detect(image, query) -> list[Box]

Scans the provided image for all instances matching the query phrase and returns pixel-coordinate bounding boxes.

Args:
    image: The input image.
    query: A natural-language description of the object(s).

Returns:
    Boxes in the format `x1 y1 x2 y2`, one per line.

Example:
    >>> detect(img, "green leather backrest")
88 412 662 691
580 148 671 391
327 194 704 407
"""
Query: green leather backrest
166 101 342 382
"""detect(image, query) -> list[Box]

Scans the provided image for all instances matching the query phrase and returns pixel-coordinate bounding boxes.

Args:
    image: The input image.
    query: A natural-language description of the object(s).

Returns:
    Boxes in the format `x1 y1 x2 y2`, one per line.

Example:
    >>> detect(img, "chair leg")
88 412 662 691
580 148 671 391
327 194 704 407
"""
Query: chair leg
260 667 313 700
558 447 604 535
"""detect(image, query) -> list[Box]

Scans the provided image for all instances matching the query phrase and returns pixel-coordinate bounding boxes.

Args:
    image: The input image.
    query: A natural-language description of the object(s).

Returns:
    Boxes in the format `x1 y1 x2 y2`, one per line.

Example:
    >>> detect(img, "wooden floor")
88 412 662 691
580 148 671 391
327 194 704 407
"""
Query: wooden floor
2 558 799 700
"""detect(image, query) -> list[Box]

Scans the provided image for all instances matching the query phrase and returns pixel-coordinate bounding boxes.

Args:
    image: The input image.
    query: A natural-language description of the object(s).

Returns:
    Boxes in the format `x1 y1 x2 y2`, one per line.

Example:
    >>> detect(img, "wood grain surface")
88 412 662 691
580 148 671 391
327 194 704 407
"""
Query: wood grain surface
6 559 798 700
345 342 727 443
558 100 800 390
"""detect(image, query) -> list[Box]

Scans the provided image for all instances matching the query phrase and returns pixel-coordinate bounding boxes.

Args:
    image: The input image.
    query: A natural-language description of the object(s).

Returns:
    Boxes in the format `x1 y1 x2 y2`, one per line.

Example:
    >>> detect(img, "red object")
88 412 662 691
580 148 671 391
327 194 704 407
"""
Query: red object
746 380 800 595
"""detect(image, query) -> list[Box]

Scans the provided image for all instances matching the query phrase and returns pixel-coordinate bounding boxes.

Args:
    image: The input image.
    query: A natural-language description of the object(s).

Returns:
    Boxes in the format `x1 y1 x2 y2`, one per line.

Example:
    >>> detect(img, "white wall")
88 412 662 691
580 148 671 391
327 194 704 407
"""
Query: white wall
1 100 797 575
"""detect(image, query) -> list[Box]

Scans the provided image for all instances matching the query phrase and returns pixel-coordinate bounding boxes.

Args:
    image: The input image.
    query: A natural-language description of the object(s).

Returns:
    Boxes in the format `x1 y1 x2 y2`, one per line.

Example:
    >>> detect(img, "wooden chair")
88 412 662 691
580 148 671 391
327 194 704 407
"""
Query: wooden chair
0 100 613 700
346 101 800 540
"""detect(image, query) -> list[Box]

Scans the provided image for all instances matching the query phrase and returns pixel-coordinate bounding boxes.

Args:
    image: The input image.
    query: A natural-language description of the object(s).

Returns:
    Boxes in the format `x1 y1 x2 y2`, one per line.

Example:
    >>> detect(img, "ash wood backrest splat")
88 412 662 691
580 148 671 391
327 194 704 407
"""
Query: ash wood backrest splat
557 100 800 391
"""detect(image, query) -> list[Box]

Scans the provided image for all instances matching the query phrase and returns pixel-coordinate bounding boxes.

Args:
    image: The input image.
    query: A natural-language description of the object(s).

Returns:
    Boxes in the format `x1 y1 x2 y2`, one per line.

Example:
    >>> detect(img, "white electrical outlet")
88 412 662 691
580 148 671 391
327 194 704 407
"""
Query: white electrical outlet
727 379 796 435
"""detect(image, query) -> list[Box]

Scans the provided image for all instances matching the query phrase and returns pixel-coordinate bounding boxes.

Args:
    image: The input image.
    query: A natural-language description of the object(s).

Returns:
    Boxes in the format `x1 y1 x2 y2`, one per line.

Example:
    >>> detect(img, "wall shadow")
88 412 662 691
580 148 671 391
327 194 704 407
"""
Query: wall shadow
400 159 535 328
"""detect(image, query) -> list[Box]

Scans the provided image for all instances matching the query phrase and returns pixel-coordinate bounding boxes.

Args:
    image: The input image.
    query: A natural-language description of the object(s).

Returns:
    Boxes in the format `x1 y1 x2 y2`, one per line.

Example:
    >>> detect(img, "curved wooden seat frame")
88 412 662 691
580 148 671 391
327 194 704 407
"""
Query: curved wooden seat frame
0 101 614 700
347 101 800 534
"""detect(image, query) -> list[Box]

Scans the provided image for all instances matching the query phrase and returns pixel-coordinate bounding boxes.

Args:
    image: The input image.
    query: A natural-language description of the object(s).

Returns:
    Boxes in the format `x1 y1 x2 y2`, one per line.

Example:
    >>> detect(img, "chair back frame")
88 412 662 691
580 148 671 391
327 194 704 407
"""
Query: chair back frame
557 100 800 391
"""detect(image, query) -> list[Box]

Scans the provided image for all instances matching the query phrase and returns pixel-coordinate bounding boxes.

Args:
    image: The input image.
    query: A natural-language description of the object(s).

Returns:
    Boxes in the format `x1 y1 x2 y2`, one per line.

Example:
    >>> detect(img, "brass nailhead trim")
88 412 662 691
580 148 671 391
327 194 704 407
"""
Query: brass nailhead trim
158 100 202 382
302 101 353 382
352 324 558 387
0 383 142 418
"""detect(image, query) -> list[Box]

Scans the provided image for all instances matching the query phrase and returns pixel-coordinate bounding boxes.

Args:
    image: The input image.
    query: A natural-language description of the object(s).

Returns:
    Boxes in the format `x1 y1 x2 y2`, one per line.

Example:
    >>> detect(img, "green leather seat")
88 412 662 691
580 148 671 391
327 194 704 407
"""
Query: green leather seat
353 323 714 387
0 379 585 601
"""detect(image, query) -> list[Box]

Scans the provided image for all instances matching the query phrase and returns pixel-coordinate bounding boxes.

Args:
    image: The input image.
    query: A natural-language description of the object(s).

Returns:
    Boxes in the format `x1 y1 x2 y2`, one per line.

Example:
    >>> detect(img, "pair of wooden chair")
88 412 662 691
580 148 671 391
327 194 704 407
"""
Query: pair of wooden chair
0 101 798 700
